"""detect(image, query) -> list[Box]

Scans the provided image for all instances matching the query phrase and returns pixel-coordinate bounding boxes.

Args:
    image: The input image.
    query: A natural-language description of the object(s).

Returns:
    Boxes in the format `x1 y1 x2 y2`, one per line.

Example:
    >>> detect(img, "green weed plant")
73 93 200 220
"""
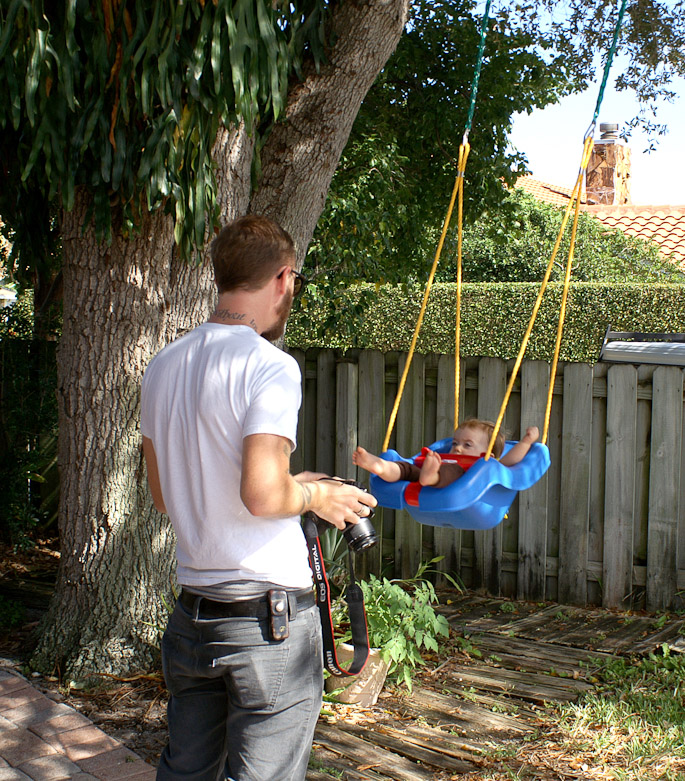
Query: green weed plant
332 558 453 691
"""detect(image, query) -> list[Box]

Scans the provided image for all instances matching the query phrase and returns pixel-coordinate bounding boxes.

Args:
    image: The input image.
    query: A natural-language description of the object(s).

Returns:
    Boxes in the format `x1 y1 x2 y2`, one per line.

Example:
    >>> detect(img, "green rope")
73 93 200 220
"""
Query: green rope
463 0 492 143
586 0 629 138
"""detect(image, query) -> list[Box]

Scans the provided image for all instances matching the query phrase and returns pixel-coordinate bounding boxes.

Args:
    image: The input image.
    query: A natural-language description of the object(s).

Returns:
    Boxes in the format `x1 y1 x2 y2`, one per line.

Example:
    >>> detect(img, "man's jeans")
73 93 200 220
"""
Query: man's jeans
156 596 323 781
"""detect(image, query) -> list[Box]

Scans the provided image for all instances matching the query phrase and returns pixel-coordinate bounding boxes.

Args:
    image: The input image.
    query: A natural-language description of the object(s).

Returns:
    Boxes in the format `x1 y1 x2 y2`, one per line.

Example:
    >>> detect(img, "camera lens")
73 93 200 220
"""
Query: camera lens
343 517 378 553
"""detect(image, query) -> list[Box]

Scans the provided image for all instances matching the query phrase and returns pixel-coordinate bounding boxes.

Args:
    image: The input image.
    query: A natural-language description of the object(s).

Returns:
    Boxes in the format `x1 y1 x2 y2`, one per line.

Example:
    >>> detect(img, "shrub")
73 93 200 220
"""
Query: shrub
287 282 685 362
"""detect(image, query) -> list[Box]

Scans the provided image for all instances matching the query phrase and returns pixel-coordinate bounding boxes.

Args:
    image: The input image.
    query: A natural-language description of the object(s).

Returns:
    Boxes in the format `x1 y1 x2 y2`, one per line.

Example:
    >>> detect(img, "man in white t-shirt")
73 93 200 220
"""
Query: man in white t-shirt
141 215 376 781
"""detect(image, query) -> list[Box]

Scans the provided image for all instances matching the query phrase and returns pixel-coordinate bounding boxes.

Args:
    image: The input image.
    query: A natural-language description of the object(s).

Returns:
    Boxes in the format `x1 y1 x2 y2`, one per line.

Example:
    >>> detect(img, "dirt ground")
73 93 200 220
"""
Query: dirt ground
4 539 684 780
0 538 547 778
0 539 463 771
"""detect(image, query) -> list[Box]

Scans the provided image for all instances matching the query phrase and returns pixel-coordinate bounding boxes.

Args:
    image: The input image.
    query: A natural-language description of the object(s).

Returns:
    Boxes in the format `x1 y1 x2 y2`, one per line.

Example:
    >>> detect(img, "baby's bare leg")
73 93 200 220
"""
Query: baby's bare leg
419 449 442 486
353 446 403 482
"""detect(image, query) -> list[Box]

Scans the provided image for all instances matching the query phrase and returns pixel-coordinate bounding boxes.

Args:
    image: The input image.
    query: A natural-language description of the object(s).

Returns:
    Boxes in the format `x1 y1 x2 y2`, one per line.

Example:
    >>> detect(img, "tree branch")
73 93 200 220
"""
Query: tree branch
251 0 410 263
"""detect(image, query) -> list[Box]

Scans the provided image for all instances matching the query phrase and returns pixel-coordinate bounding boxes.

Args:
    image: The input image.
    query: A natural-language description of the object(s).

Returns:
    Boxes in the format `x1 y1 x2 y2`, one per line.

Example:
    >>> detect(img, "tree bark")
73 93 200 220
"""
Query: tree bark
32 0 408 681
30 195 218 680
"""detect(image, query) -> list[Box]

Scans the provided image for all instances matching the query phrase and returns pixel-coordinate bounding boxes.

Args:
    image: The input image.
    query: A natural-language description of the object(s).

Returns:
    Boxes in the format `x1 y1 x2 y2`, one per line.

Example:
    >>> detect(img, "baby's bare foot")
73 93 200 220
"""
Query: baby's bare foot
352 446 381 473
419 449 442 486
353 446 401 482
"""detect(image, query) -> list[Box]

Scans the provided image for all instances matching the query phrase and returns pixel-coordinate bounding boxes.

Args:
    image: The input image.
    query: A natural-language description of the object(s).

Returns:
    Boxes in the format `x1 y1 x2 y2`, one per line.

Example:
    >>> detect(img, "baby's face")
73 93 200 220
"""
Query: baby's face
449 426 490 456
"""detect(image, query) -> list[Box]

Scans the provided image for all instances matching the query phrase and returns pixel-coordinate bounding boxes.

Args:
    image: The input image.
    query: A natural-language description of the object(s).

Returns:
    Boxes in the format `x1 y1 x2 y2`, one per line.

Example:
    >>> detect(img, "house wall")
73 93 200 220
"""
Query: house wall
290 347 685 613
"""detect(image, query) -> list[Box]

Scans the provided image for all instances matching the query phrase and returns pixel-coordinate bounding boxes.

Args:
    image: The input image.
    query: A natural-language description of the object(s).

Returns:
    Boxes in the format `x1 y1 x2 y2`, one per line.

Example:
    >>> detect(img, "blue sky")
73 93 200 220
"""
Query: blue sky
509 73 685 206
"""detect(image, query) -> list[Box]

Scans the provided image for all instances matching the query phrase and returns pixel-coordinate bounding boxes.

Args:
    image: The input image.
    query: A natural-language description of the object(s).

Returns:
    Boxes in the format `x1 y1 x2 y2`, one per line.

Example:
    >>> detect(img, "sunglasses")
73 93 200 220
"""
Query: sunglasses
279 267 308 298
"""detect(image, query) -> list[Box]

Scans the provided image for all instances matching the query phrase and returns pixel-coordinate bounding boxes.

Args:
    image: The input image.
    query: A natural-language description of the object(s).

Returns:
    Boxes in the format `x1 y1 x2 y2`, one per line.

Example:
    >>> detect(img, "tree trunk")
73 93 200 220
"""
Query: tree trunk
30 192 216 681
32 1 408 681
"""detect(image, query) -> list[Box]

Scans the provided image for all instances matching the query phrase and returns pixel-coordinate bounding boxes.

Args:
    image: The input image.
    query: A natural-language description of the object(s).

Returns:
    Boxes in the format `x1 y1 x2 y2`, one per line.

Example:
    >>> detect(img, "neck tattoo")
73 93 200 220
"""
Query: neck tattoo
213 309 257 330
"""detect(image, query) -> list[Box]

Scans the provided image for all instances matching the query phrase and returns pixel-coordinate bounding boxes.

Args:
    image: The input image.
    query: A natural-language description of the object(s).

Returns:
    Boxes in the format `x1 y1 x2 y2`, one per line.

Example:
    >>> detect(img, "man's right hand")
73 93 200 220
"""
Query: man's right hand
304 477 377 530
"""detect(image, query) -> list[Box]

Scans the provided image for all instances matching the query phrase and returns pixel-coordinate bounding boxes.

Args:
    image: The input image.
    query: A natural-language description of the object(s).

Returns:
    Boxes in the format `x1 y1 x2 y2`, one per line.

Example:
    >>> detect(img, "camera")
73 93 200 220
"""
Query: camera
310 479 378 553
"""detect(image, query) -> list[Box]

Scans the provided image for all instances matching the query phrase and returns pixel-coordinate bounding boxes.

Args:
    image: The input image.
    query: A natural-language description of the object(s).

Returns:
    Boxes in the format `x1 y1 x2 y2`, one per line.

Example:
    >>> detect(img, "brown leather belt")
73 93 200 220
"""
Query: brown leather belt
179 587 315 619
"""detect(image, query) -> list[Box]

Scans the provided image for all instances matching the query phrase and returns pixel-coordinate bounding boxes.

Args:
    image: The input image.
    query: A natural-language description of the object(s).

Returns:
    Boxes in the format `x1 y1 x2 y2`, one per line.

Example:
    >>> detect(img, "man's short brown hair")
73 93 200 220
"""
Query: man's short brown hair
210 215 296 293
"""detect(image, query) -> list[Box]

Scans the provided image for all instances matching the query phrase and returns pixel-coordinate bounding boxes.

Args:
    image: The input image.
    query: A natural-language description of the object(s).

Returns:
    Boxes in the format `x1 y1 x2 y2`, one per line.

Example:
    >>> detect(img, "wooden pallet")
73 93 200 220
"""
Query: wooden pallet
308 594 684 780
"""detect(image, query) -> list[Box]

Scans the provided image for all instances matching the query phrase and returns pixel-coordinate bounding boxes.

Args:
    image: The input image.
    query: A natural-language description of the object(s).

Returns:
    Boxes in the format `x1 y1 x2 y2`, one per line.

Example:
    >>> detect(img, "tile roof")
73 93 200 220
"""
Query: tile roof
516 176 589 207
516 176 685 269
584 205 685 268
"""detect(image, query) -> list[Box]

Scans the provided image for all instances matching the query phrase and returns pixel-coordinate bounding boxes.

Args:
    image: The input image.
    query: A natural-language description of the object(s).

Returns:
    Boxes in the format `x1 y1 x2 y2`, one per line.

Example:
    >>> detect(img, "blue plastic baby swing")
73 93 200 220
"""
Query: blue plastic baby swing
370 438 551 531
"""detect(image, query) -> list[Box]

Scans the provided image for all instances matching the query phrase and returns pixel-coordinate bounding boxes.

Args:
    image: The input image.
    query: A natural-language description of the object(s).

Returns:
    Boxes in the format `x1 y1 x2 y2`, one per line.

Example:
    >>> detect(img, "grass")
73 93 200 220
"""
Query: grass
480 645 685 780
552 647 685 779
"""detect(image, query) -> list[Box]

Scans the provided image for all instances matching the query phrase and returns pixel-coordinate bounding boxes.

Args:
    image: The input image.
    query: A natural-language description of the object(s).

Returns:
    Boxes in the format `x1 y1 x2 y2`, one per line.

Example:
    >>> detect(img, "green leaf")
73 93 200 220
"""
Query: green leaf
0 0 25 60
25 26 48 126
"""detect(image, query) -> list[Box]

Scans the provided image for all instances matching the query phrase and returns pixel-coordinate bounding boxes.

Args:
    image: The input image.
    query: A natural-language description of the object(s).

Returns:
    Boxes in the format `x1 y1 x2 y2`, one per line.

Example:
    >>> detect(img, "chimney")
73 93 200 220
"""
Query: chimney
585 123 632 205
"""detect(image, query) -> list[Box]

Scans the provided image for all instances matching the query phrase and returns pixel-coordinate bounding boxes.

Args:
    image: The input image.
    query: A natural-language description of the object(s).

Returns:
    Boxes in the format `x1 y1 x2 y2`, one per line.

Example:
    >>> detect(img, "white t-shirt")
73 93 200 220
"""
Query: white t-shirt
140 323 311 588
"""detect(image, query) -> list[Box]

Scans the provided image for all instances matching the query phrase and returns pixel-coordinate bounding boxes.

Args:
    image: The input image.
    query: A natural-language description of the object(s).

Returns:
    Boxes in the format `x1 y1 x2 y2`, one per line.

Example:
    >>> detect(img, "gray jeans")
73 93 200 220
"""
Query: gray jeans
156 596 323 781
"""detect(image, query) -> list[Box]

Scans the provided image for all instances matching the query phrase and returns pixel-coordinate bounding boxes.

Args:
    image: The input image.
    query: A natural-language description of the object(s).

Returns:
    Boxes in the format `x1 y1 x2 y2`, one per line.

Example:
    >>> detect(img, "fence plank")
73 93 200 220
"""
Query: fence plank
633 391 653 603
545 369 563 602
434 354 461 585
316 350 336 475
680 382 685 610
395 354 425 578
358 350 387 577
558 363 593 605
646 367 683 611
335 361 358 481
588 384 607 606
290 349 306 475
474 358 507 596
517 361 550 602
603 364 637 610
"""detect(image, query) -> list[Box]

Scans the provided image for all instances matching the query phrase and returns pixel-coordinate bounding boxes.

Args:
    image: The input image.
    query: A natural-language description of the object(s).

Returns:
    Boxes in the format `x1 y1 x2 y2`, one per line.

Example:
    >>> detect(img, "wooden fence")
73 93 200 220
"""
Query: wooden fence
288 347 685 613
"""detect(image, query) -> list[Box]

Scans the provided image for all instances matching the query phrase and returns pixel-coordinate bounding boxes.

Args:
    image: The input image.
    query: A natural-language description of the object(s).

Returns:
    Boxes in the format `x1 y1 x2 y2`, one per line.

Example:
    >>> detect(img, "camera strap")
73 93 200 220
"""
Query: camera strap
302 513 370 677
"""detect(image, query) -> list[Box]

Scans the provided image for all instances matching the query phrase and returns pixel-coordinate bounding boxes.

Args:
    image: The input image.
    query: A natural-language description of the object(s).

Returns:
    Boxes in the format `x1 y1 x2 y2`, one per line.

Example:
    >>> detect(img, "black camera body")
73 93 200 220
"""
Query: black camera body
310 479 378 553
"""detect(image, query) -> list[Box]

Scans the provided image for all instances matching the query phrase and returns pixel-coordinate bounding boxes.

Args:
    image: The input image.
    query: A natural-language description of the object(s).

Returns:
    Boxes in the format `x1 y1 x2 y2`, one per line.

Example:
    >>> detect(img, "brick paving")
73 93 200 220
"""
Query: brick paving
0 670 156 780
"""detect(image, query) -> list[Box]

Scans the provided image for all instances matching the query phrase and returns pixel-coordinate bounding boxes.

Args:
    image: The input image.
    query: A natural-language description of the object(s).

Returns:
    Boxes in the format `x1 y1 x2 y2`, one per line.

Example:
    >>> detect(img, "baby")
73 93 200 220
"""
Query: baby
353 418 540 489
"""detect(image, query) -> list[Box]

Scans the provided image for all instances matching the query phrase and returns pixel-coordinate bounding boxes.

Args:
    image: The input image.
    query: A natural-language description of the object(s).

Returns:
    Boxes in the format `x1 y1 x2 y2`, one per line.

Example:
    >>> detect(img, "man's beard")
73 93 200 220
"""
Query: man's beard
261 290 294 343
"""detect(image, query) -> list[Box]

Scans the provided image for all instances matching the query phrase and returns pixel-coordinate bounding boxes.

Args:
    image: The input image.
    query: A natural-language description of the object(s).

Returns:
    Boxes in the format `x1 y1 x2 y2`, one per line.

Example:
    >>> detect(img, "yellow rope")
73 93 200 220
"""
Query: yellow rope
542 136 594 443
454 143 470 429
483 136 595 459
383 134 595 459
382 144 469 453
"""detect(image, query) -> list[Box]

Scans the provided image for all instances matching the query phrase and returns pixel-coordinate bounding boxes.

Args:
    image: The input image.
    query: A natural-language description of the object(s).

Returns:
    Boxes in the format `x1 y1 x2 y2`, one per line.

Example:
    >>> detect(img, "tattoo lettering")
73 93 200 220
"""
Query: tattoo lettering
215 309 246 322
298 483 312 516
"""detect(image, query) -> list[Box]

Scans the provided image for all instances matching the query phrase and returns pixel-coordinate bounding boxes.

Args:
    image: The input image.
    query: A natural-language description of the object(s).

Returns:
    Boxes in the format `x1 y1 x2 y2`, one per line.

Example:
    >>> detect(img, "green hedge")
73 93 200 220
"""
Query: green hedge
286 282 685 363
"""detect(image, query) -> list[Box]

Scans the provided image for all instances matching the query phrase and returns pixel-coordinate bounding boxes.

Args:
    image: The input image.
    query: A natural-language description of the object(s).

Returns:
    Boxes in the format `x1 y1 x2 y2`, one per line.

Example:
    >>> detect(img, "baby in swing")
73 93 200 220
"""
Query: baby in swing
353 418 540 489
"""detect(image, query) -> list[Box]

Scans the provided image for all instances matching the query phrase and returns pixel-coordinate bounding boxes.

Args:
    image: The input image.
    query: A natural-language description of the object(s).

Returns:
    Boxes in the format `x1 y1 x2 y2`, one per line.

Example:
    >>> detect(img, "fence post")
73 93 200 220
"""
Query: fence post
603 364 637 609
517 360 550 602
646 366 683 611
558 362 593 605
